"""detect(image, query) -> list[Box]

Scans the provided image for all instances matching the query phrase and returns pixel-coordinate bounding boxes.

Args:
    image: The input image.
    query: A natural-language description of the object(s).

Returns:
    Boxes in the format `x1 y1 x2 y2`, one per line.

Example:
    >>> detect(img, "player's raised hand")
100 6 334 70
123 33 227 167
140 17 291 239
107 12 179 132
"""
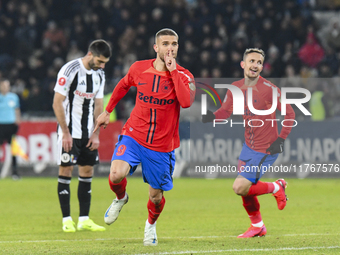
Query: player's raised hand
93 111 110 133
164 49 176 72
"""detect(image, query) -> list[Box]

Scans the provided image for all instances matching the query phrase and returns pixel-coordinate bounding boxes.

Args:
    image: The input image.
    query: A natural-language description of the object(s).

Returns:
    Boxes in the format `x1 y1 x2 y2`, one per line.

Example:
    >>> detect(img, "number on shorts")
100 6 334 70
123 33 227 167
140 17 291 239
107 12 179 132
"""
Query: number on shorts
116 145 126 156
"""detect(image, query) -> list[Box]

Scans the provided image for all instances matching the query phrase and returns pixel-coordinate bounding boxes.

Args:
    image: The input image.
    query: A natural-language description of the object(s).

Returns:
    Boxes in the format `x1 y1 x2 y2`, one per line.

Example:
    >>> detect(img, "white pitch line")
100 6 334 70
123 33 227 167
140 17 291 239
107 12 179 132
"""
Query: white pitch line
134 246 340 255
282 233 340 236
0 233 338 244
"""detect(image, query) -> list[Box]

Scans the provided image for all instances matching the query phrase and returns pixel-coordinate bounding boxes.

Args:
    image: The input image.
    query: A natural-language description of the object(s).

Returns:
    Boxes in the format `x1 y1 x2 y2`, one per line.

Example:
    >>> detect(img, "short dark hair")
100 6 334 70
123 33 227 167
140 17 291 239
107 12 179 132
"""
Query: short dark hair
243 48 265 61
155 28 178 43
88 40 112 58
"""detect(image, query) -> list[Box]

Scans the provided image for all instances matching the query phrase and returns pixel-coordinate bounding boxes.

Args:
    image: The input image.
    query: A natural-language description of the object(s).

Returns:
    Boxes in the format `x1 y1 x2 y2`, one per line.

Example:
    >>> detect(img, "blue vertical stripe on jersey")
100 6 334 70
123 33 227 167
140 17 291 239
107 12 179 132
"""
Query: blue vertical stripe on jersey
152 75 161 93
156 76 160 93
152 75 156 92
146 109 156 144
146 109 153 143
244 89 247 107
150 109 156 143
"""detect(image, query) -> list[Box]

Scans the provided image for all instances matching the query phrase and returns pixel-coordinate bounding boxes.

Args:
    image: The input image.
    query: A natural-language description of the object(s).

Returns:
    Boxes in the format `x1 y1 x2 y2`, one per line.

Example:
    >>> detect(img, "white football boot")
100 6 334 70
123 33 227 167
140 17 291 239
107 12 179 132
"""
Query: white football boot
143 220 158 246
104 194 129 225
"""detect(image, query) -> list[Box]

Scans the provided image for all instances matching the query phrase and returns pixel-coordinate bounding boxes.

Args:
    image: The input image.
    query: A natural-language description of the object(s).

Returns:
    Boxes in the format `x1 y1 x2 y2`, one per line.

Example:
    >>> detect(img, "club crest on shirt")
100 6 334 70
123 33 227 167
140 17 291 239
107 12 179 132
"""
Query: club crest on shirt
161 81 171 93
252 94 261 108
94 78 99 86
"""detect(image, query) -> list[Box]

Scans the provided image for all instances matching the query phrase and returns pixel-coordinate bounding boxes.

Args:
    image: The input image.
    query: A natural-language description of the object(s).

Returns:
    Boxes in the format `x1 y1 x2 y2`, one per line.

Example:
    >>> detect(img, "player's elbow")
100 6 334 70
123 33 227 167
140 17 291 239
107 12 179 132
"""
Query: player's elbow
286 105 296 119
180 101 192 108
289 108 296 120
52 99 62 114
180 95 195 108
52 100 57 112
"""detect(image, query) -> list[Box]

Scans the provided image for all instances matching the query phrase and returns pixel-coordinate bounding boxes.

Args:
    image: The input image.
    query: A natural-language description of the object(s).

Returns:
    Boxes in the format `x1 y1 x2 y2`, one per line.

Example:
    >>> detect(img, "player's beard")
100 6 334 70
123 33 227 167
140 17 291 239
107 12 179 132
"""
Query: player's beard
88 58 99 70
159 54 165 62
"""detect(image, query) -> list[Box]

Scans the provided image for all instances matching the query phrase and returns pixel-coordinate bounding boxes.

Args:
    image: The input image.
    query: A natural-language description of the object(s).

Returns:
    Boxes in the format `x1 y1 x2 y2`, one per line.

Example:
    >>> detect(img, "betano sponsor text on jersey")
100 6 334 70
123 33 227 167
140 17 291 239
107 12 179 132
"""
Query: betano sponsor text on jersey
138 92 175 105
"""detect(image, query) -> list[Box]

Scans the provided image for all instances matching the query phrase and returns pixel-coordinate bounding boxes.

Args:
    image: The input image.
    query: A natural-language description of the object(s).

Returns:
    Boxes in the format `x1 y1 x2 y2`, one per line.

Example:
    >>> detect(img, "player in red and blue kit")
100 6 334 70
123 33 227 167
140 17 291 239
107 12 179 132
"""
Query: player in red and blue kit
203 48 295 238
94 28 195 246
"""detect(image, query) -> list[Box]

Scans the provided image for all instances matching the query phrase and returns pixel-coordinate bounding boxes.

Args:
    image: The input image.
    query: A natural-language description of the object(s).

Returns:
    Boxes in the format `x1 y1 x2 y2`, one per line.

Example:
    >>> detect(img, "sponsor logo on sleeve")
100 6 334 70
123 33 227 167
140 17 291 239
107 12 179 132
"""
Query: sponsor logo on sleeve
58 77 66 86
189 82 196 91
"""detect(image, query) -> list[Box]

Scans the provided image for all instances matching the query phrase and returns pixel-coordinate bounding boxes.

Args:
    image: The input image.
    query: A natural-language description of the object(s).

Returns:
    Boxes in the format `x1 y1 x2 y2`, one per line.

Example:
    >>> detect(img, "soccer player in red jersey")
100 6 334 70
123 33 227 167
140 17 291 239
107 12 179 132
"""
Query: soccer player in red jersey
94 28 195 246
203 48 295 238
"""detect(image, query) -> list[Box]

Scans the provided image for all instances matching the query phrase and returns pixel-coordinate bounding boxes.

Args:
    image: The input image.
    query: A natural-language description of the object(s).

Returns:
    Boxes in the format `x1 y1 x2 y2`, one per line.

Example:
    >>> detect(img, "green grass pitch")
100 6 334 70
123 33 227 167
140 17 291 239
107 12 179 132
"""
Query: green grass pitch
0 177 339 254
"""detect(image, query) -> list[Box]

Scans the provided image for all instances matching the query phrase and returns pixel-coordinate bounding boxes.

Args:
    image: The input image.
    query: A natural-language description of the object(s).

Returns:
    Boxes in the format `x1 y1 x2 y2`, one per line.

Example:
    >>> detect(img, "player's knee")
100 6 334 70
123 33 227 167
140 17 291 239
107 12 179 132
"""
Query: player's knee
109 167 125 183
110 160 129 183
233 183 248 196
109 172 125 183
59 166 73 177
149 194 163 205
79 166 93 177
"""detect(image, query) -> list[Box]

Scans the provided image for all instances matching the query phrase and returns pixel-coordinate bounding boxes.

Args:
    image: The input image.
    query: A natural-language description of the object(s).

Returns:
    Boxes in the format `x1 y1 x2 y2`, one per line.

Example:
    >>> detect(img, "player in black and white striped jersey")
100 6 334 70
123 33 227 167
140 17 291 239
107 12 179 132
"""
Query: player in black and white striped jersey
53 39 111 232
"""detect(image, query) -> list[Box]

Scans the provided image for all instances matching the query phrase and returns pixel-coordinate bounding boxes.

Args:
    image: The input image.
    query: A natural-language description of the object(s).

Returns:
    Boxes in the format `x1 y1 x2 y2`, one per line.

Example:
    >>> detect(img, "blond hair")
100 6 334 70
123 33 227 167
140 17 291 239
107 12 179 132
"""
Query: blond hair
243 48 265 61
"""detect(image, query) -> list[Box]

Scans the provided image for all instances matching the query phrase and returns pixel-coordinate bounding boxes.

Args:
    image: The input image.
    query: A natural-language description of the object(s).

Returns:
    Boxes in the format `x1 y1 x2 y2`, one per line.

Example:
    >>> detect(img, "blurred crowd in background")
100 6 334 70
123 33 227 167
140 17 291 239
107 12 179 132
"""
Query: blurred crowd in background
0 0 340 120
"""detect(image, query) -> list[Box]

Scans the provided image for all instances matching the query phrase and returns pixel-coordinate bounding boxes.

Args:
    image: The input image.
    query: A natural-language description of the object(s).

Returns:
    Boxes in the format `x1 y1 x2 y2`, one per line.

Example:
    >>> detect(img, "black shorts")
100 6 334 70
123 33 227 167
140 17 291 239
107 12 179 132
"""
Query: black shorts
57 137 99 166
0 124 18 145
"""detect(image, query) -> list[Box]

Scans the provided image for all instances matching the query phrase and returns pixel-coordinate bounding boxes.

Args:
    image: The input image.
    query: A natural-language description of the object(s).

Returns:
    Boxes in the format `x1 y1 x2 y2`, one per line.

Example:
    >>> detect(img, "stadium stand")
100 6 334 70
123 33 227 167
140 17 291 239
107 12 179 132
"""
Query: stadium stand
0 0 339 119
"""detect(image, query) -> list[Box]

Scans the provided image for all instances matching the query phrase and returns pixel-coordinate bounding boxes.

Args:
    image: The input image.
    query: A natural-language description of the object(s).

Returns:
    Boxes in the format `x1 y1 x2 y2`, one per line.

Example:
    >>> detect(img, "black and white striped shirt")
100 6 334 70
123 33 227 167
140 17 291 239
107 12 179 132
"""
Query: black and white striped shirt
54 58 105 139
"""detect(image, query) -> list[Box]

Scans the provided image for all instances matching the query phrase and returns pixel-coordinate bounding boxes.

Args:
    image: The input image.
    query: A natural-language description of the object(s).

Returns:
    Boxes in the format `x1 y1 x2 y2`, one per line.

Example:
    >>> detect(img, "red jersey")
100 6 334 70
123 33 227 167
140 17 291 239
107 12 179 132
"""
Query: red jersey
106 59 195 152
214 76 295 153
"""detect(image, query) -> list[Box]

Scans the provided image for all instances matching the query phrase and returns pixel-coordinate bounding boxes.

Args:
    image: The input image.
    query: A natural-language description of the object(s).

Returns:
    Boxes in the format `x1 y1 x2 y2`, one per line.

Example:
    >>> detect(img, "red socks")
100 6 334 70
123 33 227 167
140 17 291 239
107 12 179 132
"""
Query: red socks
108 176 127 199
247 181 274 196
147 196 165 224
108 175 166 225
242 196 262 225
242 181 274 225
